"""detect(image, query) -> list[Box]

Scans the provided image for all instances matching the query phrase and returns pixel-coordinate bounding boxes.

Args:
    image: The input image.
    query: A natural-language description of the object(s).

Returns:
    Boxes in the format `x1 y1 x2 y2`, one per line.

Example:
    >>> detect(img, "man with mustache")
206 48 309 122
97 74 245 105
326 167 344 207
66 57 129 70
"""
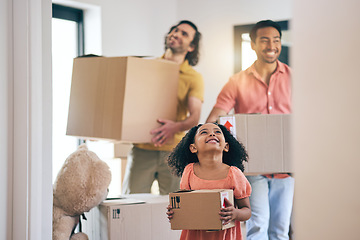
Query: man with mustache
206 20 294 240
122 20 204 195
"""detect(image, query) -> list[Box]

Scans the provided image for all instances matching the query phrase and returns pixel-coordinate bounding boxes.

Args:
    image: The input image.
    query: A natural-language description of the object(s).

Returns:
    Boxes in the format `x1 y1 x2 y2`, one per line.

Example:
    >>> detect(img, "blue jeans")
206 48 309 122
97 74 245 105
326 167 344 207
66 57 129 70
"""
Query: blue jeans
246 175 294 240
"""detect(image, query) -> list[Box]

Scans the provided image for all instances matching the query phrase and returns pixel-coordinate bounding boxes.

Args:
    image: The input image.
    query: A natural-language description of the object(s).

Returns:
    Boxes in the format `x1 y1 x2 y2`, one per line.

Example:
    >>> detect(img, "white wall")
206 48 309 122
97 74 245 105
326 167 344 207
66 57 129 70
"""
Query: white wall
99 0 178 57
292 0 360 239
56 0 178 57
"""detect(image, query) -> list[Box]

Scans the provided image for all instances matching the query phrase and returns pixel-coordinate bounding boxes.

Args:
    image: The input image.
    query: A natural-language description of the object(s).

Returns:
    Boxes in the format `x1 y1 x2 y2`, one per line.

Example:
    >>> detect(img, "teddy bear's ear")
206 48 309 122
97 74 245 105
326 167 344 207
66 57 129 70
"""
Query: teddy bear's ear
77 144 88 151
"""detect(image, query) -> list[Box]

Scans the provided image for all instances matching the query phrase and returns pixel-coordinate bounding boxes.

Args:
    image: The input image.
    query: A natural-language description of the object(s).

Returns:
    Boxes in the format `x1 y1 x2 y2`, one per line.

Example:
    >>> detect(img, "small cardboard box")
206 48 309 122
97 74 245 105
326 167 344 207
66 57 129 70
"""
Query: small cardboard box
114 143 133 158
100 194 181 240
169 189 235 230
66 56 179 143
219 114 292 174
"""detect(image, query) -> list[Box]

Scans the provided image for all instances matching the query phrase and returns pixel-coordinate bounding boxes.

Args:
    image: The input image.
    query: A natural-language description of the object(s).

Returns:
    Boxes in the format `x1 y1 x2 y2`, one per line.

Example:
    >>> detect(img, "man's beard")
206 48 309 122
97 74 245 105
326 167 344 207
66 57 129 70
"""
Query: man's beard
166 45 186 55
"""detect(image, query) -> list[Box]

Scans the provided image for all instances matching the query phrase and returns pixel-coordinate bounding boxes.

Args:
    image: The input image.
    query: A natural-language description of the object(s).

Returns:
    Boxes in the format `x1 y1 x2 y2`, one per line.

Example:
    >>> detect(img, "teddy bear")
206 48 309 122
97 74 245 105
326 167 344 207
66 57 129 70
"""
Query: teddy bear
53 144 112 240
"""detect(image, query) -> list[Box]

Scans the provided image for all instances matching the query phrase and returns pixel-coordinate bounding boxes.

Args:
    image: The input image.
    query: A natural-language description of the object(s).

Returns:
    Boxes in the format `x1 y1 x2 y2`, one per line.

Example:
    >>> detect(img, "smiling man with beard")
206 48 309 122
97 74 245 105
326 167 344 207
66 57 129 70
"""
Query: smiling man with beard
206 20 294 240
122 20 204 195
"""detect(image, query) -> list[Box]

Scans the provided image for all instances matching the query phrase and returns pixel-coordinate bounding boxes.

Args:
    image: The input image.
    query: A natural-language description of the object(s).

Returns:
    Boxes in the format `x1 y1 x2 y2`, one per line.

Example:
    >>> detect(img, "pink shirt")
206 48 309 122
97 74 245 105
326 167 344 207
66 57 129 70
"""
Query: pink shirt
214 60 291 114
179 163 251 240
214 61 291 178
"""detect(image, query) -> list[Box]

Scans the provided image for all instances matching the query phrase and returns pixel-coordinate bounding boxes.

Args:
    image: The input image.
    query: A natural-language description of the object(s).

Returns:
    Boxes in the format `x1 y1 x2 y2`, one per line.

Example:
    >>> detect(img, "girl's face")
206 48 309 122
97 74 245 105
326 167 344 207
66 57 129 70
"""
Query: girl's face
189 123 229 154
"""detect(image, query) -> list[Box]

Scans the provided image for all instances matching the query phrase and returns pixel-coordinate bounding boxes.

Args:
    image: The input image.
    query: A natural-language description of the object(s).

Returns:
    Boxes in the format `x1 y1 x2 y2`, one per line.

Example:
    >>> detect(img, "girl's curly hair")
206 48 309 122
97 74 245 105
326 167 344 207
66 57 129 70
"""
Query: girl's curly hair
167 123 248 177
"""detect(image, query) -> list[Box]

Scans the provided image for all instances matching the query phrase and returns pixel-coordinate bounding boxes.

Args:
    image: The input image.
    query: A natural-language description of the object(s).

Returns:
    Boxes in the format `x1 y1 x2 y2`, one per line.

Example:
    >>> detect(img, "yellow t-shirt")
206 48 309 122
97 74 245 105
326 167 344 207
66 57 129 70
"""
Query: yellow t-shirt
135 59 204 152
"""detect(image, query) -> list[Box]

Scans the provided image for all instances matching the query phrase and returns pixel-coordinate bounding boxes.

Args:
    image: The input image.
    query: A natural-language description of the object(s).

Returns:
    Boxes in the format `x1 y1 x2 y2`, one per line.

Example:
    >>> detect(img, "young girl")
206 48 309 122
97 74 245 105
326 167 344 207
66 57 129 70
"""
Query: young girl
166 123 251 240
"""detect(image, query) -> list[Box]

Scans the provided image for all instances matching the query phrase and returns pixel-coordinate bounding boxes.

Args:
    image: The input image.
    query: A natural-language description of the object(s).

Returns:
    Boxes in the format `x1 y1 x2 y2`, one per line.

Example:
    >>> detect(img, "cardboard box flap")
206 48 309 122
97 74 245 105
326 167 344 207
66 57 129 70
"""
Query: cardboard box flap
173 189 193 193
101 198 145 206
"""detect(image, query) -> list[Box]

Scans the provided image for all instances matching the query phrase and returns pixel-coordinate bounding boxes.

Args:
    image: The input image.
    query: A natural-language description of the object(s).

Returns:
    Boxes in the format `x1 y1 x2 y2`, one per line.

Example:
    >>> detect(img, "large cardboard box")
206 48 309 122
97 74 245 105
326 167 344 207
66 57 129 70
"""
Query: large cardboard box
169 189 235 230
66 56 179 143
100 194 181 240
219 114 292 174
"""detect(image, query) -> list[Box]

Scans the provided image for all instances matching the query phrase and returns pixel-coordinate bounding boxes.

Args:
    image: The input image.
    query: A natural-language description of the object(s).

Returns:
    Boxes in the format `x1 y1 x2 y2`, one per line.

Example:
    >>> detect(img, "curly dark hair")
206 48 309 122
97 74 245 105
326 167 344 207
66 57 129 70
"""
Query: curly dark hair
165 20 201 66
167 123 248 177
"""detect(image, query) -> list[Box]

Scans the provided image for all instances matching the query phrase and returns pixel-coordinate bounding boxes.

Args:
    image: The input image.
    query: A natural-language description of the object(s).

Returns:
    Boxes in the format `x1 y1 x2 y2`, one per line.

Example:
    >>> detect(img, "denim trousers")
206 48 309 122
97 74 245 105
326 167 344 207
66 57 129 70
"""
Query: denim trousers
246 175 294 240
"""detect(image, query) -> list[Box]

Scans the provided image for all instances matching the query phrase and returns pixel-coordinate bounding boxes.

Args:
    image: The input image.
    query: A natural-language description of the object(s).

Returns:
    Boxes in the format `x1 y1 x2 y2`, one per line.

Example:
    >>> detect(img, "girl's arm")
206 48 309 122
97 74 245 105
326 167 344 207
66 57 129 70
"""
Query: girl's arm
219 197 251 225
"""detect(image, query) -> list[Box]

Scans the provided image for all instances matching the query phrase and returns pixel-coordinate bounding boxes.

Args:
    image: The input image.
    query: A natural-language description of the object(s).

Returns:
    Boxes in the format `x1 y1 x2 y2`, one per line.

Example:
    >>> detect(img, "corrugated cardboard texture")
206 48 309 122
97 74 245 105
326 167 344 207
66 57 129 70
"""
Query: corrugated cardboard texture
220 114 292 174
67 56 179 143
169 189 235 230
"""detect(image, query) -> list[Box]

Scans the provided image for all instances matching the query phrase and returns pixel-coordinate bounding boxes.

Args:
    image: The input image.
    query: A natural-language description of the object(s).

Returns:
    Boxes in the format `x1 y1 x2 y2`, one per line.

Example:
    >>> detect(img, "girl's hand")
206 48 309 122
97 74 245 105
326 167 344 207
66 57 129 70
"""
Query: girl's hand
219 197 251 224
219 198 237 225
166 204 174 221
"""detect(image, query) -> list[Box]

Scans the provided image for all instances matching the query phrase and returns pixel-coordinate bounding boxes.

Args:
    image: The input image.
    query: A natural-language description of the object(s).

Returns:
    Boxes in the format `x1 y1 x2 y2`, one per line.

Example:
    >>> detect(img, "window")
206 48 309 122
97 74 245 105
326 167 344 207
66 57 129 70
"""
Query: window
52 5 120 196
52 4 84 182
234 20 291 73
52 4 84 55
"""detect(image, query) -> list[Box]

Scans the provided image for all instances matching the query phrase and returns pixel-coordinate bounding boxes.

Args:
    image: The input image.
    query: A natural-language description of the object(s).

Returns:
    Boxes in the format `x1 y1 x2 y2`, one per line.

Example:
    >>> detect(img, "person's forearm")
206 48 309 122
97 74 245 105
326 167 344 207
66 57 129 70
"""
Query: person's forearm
234 207 251 222
175 110 201 132
234 198 251 221
206 107 227 123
